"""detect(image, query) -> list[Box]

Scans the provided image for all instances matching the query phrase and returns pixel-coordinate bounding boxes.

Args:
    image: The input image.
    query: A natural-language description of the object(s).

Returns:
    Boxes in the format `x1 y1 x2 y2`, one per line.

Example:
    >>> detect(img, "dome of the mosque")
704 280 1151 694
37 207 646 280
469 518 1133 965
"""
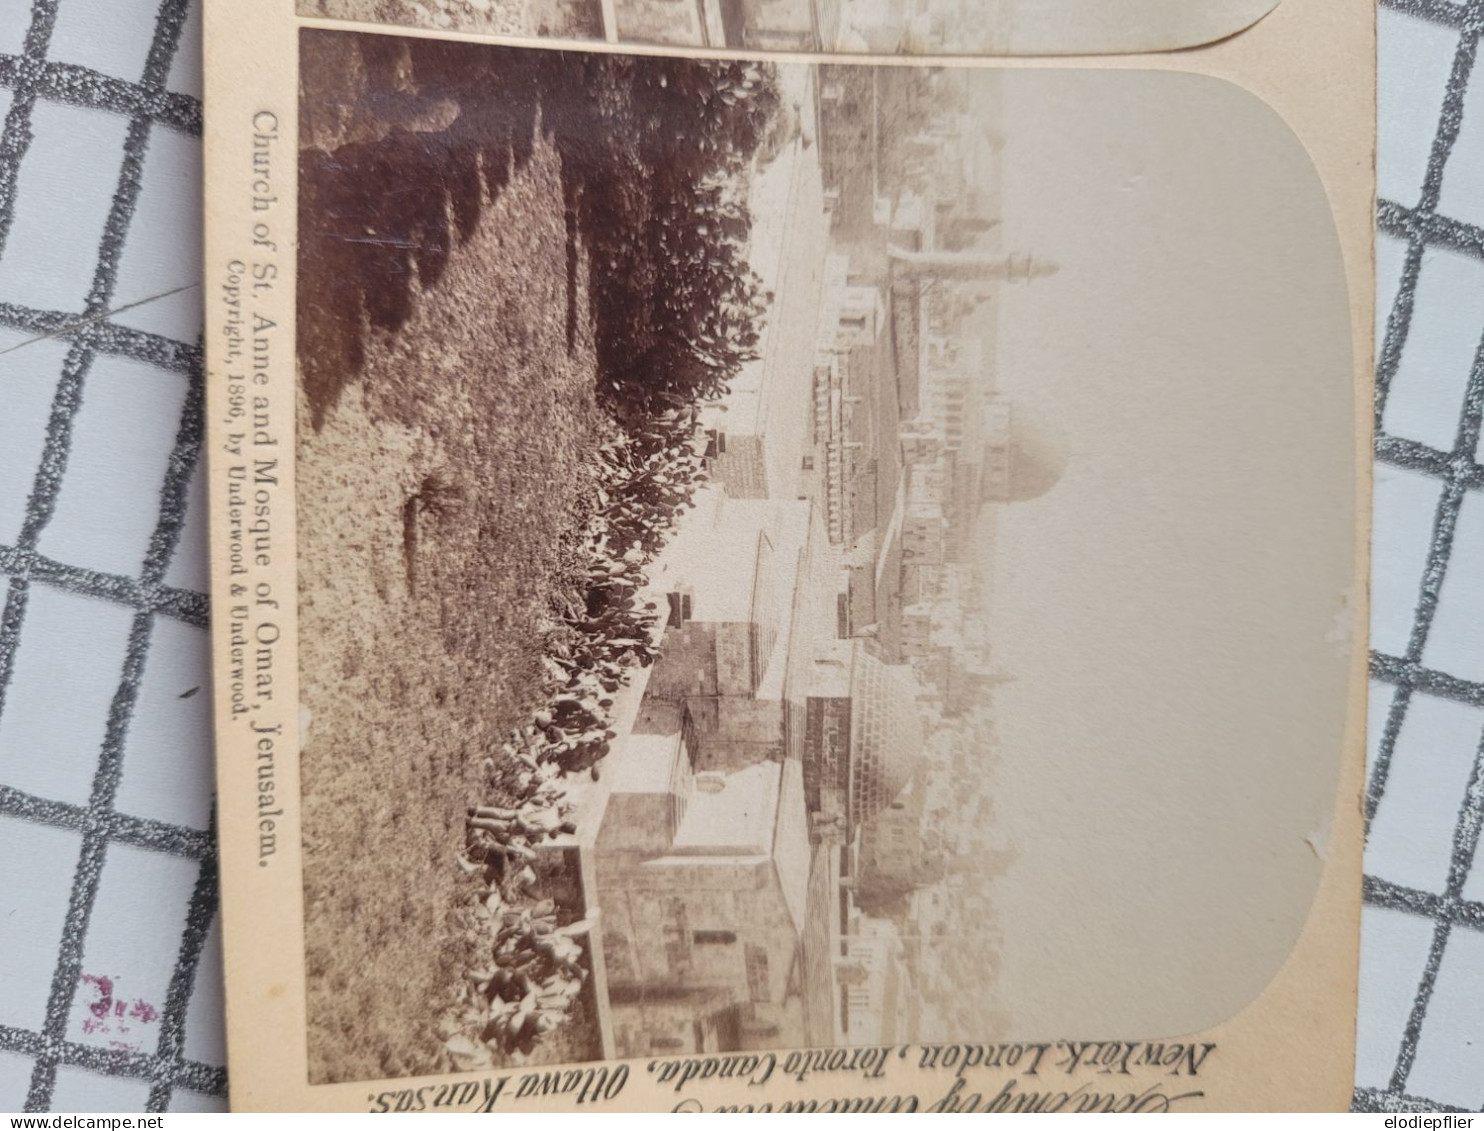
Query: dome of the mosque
982 402 1069 504
1006 428 1067 501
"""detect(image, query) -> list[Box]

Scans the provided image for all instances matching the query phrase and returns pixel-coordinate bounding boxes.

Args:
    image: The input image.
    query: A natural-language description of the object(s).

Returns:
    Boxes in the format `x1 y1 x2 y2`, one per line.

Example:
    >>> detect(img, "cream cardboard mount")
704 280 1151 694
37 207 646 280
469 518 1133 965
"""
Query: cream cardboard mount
204 0 1375 1112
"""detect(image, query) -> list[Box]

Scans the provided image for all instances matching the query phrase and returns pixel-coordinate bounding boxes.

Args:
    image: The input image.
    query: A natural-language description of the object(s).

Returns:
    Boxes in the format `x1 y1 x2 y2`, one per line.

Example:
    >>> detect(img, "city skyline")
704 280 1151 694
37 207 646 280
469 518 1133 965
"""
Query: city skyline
556 60 1060 1052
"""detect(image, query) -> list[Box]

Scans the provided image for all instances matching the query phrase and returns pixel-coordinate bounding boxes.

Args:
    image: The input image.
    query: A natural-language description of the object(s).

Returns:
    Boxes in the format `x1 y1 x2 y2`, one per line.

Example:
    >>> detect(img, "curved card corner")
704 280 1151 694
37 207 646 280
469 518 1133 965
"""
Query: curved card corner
865 0 1282 56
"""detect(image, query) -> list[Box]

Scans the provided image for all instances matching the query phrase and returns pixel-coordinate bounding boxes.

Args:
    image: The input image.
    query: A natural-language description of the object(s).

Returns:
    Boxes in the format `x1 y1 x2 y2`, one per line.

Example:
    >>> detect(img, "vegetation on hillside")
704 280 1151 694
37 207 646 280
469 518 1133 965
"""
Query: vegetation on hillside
295 37 784 1077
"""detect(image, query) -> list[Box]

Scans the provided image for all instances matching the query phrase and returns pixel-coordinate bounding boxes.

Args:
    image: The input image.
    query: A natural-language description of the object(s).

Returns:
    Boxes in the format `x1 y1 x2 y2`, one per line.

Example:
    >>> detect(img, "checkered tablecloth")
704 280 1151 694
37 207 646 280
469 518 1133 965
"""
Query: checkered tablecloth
1355 0 1484 1112
0 0 1477 1114
0 0 225 1113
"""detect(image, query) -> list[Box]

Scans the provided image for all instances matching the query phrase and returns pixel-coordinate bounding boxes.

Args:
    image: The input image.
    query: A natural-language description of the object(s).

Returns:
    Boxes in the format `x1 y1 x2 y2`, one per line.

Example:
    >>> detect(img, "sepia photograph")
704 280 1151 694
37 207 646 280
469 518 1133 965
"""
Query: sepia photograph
293 29 1358 1088
293 0 1281 56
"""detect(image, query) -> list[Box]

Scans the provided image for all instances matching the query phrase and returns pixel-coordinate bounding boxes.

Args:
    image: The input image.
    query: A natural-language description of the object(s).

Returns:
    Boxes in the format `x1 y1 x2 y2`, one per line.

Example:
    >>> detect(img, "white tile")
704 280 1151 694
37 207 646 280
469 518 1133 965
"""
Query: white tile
0 5 30 56
115 618 213 830
1366 677 1398 786
66 842 199 1053
0 328 69 548
1378 8 1462 208
36 353 189 579
169 1088 227 1113
1354 905 1437 1090
1383 247 1484 453
1376 231 1410 362
1463 841 1484 905
163 459 208 593
1371 464 1445 659
168 0 202 99
1423 490 1484 682
0 586 135 806
182 912 225 1067
1439 41 1484 229
47 0 159 81
1367 696 1483 895
1408 928 1484 1109
111 126 202 344
0 1051 35 1112
0 817 81 1032
0 102 130 313
49 1067 150 1113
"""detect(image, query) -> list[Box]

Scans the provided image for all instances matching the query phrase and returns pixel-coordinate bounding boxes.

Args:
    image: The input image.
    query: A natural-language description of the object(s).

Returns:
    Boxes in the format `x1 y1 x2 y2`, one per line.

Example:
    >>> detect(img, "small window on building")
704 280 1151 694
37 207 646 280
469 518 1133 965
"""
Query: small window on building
802 455 815 471
694 930 737 945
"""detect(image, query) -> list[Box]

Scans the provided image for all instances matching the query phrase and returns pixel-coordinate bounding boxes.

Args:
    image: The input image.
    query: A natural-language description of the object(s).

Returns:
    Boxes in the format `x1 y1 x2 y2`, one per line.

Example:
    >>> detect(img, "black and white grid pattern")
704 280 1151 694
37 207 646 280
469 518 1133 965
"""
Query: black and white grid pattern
1356 0 1484 1113
0 0 1479 1115
0 0 226 1114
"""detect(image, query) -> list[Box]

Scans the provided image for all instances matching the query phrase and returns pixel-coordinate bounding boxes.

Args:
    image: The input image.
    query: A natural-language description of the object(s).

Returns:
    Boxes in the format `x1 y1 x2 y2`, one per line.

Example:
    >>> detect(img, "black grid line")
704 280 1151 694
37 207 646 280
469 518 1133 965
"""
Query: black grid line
0 1 59 265
0 547 208 629
1372 650 1484 709
1366 875 1484 933
0 56 201 136
143 838 218 1112
0 1025 226 1099
1363 0 1484 1114
0 301 205 378
0 786 214 861
1354 1085 1477 1114
0 0 222 1114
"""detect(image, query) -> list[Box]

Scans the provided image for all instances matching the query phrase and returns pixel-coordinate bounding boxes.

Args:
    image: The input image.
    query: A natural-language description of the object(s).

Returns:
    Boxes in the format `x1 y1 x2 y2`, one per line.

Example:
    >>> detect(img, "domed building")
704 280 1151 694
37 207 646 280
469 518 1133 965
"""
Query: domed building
848 647 928 826
982 398 1068 505
558 490 927 1058
803 639 928 840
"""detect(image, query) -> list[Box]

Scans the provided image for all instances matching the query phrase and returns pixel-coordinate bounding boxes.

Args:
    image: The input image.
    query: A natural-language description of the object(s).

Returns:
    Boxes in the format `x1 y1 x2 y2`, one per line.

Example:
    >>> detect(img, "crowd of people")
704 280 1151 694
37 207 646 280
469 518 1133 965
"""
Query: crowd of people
449 414 716 1067
519 417 709 777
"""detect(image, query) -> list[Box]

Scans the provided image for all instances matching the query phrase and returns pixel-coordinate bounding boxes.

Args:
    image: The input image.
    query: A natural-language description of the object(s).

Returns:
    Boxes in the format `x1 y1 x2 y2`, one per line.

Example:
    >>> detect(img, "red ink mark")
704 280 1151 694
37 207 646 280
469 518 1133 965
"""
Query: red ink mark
81 974 114 1020
76 975 160 1045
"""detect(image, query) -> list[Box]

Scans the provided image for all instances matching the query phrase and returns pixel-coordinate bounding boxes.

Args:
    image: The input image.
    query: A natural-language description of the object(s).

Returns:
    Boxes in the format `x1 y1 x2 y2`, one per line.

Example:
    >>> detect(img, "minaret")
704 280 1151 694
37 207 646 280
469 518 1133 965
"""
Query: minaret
886 246 1058 284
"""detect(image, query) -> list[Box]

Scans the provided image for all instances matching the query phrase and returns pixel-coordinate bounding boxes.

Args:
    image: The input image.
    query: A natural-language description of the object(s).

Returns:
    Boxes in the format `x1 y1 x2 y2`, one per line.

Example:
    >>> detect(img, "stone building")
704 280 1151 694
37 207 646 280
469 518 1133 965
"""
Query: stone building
592 724 821 1057
857 768 943 900
573 486 929 1057
836 919 913 1044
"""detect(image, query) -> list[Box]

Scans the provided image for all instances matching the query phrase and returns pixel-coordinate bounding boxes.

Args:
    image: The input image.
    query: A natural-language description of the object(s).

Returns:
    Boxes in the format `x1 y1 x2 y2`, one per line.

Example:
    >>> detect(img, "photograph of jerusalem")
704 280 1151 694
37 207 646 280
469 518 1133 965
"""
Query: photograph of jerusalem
294 24 1359 1086
300 0 1001 55
296 31 1041 1084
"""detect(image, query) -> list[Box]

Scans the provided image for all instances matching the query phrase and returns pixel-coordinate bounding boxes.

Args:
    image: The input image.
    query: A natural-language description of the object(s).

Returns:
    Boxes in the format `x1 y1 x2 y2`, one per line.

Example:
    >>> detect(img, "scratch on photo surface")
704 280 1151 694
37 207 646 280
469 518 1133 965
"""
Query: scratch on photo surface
0 285 199 357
